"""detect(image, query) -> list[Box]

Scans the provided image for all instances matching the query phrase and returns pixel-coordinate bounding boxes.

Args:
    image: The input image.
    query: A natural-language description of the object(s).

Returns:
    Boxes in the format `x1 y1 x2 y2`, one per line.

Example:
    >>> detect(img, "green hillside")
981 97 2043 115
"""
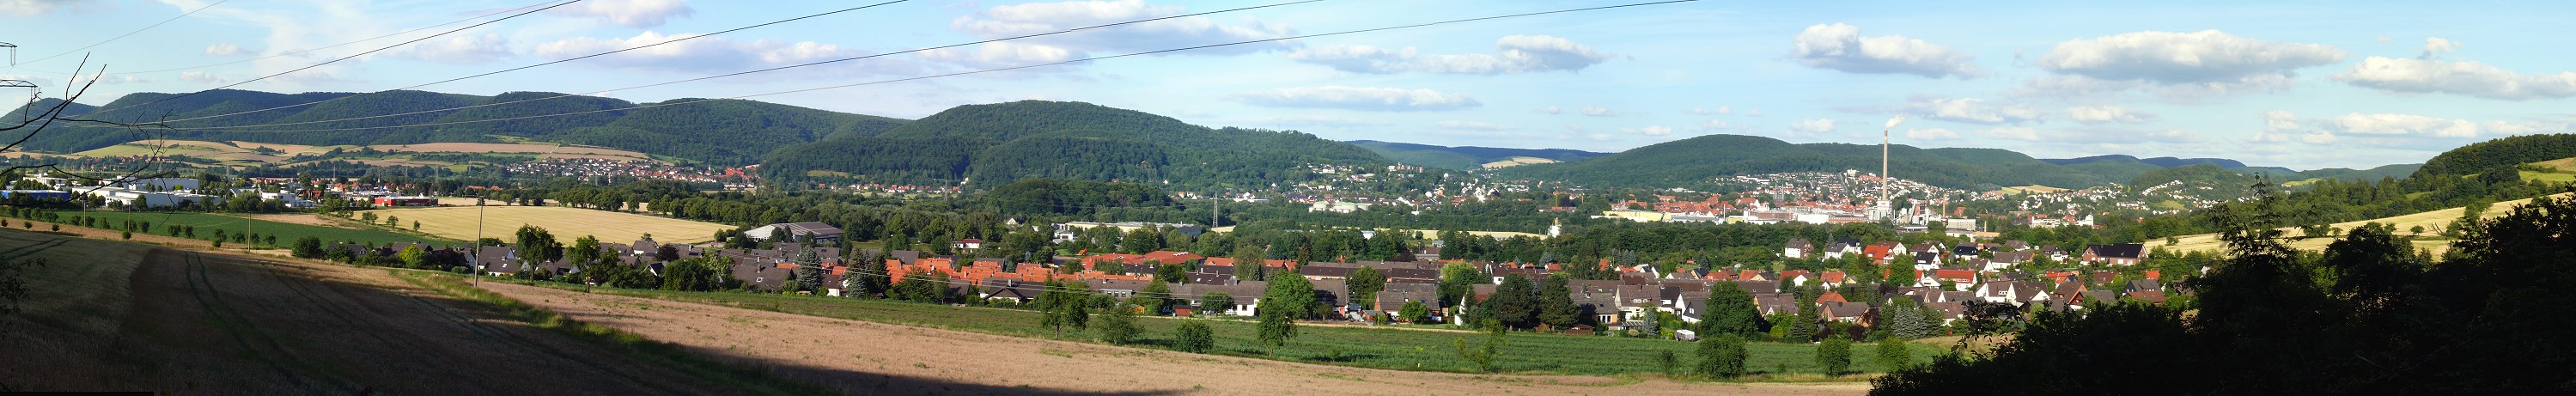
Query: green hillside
2415 134 2576 177
18 90 900 167
761 101 1390 189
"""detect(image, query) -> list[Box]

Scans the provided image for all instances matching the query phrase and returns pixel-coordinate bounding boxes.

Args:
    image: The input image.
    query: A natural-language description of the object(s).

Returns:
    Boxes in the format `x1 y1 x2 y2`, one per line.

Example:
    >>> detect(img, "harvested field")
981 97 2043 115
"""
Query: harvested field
373 205 731 244
241 212 344 227
485 282 1872 395
0 229 787 394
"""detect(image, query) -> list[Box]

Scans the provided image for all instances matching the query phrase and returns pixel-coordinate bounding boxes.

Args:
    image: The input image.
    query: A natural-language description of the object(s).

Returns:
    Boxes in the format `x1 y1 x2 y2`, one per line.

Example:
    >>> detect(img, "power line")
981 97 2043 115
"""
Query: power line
133 0 912 125
84 0 584 118
19 0 233 65
167 0 1697 134
150 0 1322 130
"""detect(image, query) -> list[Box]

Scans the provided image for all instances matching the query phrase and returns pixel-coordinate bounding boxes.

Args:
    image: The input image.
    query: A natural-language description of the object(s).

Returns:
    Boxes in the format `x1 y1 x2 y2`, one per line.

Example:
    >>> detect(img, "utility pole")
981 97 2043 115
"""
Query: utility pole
473 194 487 287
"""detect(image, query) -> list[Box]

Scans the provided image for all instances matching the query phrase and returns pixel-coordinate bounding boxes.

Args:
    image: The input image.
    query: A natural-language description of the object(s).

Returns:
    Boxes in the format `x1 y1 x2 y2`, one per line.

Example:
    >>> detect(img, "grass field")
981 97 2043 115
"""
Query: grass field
559 286 1941 378
47 210 448 247
369 205 733 244
2157 192 2572 255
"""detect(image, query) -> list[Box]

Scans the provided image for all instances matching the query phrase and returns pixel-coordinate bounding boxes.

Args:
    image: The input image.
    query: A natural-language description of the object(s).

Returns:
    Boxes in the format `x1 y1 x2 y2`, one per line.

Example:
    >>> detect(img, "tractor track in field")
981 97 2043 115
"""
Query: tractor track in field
376 275 689 396
174 251 353 394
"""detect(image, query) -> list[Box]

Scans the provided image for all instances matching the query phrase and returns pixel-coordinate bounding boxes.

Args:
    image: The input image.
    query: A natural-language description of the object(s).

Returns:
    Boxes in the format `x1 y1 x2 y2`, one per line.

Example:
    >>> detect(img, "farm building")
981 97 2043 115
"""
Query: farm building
746 222 843 244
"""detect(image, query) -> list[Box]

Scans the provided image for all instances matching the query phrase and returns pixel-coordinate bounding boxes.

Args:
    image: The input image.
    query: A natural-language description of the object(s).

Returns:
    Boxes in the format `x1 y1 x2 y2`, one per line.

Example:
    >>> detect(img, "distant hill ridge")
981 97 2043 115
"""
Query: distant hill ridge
1494 134 2421 191
18 89 904 167
758 101 1388 188
1345 140 1609 170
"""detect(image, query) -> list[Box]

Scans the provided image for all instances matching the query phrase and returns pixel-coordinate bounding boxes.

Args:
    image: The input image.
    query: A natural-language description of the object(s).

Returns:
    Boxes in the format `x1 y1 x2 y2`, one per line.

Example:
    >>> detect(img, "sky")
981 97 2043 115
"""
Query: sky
4 0 2573 170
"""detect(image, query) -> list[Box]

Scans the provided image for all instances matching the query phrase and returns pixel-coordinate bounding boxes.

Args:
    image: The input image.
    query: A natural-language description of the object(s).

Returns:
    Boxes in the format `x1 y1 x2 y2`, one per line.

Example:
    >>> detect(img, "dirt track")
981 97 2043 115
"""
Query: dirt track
485 282 1872 395
0 230 754 394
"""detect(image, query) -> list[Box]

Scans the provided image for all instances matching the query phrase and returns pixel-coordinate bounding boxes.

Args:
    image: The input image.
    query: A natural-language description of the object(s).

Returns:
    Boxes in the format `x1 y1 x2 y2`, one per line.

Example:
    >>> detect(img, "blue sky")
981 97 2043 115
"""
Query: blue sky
5 0 2573 170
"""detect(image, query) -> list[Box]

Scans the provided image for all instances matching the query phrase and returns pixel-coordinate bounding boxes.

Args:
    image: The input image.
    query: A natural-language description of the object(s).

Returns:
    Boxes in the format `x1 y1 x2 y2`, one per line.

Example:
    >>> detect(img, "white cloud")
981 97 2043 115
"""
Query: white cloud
1239 115 1390 129
1902 96 2041 125
1586 133 1615 141
1225 86 1481 112
1626 125 1674 137
1538 106 1562 114
203 43 253 57
2299 131 2339 144
548 0 694 28
534 31 917 76
934 0 1291 70
1790 23 1981 79
1289 35 1612 75
2020 30 2337 100
0 0 81 16
2256 110 2300 142
2259 111 2565 146
2067 106 2155 124
1438 121 1509 131
2323 113 2482 137
180 71 224 83
1982 126 2041 141
2141 129 2204 142
916 41 1079 69
1745 109 1763 117
1687 119 1745 133
2421 37 2461 58
1580 107 1617 117
2333 57 2576 101
390 34 512 64
93 74 154 84
2037 30 2344 84
1788 119 1837 135
1690 107 1725 115
1904 127 1959 140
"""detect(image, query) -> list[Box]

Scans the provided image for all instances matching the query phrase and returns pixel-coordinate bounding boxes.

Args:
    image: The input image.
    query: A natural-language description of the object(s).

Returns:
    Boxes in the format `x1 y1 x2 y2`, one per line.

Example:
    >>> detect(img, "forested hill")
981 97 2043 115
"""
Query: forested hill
1494 134 2128 190
1346 140 1609 170
15 89 907 167
758 101 1390 189
2414 133 2576 177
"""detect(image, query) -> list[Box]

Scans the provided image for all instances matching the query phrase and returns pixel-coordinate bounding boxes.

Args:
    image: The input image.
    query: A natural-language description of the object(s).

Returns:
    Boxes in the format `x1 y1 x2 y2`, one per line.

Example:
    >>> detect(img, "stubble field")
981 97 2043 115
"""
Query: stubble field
369 204 733 244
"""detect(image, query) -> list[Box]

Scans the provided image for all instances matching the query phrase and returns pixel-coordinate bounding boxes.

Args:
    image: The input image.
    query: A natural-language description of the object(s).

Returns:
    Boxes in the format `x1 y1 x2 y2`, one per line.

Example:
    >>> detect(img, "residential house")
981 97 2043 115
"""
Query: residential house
2083 243 2147 265
1783 238 1814 260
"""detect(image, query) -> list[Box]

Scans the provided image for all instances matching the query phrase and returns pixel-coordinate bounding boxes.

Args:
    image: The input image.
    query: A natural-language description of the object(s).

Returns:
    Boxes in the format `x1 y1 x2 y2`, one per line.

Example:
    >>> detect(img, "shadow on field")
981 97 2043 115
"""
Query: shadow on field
0 230 1166 395
678 350 1186 396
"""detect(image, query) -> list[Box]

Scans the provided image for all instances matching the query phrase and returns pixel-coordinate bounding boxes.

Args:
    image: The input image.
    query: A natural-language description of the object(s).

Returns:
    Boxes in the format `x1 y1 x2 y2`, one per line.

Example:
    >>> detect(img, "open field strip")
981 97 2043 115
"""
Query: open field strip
370 205 732 244
562 286 1938 378
44 210 447 247
2157 192 2572 255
